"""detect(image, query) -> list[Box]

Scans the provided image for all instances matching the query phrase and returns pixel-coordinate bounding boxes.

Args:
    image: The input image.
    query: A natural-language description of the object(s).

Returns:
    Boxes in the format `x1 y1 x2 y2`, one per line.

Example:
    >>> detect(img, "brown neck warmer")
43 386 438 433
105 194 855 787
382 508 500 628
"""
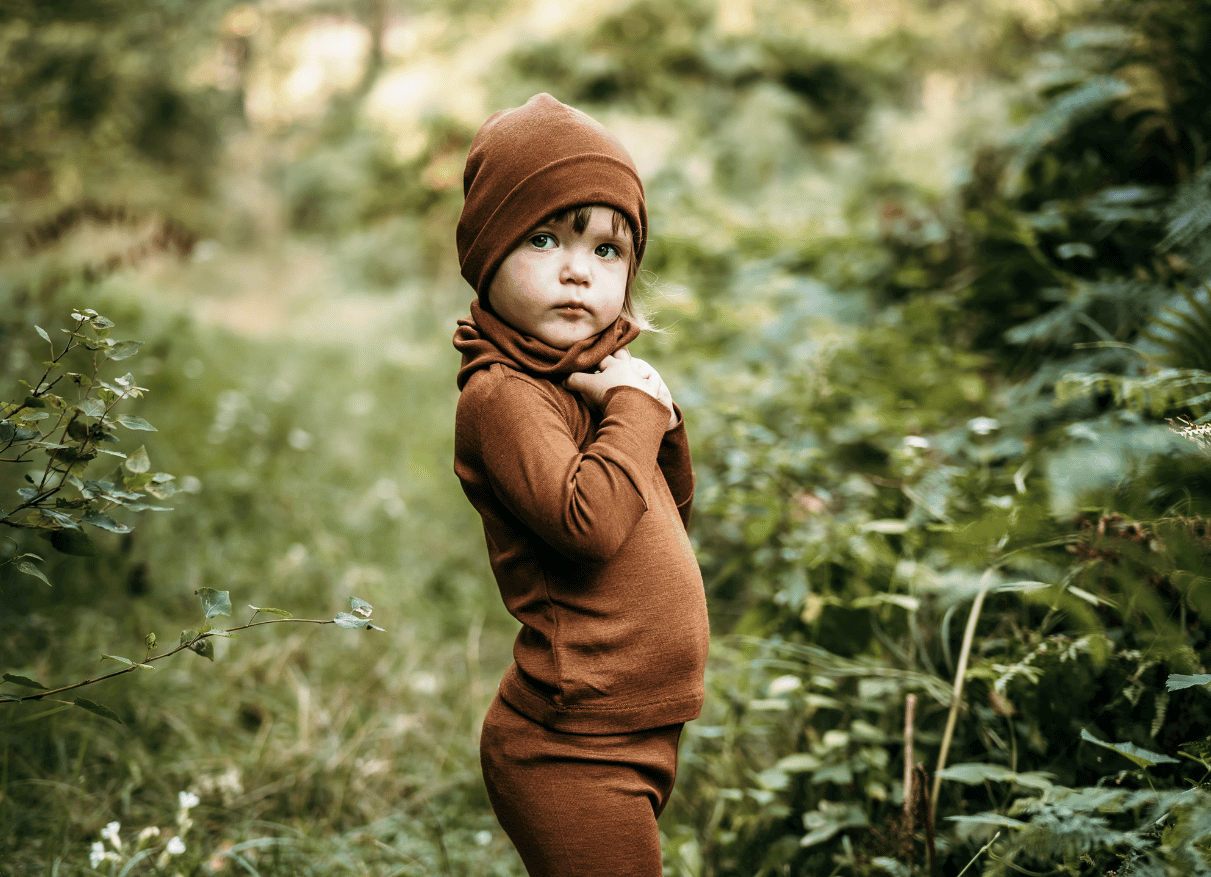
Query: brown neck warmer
454 300 640 390
456 93 647 300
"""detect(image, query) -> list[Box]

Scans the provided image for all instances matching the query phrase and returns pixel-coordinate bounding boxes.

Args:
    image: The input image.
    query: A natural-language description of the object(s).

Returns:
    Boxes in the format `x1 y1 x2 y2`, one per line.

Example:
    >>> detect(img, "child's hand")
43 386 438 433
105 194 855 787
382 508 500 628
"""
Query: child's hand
565 348 678 430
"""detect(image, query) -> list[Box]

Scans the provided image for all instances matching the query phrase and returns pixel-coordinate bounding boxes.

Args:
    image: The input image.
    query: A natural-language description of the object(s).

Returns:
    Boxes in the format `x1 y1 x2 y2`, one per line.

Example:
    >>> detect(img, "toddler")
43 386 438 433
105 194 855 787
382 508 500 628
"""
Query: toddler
452 93 710 876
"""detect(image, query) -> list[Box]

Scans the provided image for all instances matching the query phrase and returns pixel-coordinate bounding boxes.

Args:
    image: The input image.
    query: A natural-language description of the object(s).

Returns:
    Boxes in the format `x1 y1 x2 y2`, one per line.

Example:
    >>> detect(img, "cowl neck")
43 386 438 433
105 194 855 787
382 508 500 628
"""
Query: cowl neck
453 300 639 390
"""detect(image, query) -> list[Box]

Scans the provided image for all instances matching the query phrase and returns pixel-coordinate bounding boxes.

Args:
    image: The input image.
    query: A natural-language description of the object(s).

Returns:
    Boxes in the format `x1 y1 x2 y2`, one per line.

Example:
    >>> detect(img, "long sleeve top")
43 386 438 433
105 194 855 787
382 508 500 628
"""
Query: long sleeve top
453 303 709 733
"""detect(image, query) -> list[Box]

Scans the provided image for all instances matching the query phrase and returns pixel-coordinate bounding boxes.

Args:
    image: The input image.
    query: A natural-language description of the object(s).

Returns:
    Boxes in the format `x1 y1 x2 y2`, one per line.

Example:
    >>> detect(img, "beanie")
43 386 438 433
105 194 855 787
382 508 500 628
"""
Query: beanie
456 93 647 299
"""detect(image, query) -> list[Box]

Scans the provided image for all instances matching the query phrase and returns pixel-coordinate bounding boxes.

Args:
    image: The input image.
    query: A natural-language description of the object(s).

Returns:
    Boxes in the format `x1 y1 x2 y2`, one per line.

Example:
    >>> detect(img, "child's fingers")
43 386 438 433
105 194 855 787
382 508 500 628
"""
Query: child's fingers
614 347 632 362
564 372 592 395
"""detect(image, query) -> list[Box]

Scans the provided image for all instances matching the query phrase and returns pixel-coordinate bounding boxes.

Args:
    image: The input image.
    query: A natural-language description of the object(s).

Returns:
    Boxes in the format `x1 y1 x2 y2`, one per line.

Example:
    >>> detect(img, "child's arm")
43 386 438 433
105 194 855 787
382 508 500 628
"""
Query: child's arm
567 350 693 527
470 373 671 562
657 410 694 529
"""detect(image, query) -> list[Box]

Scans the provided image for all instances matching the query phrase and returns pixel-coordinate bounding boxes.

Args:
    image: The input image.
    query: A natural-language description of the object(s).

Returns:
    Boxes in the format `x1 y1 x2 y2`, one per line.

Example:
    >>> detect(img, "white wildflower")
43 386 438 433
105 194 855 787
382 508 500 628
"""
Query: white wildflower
904 435 930 449
138 826 162 844
475 830 492 846
767 674 802 697
178 790 200 811
90 841 113 868
166 836 186 856
101 821 122 850
967 416 999 436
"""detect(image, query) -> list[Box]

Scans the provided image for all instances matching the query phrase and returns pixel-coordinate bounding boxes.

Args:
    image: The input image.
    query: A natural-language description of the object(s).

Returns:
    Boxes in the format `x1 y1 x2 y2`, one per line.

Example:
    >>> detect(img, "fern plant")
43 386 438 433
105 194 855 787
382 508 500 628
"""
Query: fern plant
1057 282 1211 426
1142 282 1211 373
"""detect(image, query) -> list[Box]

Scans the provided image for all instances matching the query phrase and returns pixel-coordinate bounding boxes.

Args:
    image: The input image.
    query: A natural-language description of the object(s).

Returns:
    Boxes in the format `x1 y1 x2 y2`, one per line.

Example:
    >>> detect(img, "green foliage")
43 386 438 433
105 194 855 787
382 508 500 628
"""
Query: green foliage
4 0 1211 874
1 311 176 582
0 0 234 208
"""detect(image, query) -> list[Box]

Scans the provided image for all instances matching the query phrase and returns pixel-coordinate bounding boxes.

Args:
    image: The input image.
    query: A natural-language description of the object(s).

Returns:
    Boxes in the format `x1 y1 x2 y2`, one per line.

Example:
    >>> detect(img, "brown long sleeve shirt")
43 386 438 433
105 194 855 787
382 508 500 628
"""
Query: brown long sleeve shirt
453 310 709 734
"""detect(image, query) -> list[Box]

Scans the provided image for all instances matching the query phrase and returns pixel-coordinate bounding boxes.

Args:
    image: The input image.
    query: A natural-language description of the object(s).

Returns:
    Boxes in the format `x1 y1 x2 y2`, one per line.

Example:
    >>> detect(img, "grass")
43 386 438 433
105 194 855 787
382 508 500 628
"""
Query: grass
0 239 530 874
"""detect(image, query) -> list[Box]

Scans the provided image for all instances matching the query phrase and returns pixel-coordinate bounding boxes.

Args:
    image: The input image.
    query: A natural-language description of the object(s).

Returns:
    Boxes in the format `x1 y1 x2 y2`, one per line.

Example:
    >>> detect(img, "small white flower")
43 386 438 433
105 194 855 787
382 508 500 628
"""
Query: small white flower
178 790 200 811
90 841 109 868
475 830 492 847
904 435 930 449
138 826 162 843
767 674 802 697
101 821 122 850
967 416 1000 436
166 836 186 856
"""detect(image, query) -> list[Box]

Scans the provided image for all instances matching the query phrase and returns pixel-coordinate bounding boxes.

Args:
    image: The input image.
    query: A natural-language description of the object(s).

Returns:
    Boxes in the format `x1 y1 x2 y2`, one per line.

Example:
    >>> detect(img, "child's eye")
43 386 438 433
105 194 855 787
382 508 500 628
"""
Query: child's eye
595 243 622 259
529 233 556 249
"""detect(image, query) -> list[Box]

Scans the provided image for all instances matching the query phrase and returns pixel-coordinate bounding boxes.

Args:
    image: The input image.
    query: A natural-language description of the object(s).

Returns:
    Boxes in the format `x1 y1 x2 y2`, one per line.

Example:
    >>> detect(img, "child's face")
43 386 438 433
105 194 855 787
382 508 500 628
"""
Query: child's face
487 206 632 349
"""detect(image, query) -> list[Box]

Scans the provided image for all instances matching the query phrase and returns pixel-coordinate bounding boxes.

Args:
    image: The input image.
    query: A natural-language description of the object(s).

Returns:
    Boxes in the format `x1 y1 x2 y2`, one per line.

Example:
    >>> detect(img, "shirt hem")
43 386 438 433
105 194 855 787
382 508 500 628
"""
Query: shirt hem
498 665 704 734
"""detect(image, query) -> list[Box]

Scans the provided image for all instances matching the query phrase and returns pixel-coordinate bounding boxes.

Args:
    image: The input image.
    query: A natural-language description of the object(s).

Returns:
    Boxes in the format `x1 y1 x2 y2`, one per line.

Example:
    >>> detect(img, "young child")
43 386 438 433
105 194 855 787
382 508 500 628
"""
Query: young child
451 93 710 876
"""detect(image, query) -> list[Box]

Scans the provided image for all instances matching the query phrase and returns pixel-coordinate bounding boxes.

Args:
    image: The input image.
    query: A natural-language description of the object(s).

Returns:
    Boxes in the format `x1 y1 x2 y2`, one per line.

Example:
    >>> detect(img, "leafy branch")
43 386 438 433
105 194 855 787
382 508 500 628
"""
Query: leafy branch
2 309 174 582
0 590 384 722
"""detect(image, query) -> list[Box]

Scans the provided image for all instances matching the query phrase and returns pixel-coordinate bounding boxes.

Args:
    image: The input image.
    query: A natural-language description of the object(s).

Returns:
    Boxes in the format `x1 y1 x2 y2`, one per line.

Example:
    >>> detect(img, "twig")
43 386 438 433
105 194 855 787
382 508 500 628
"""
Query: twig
903 692 918 837
956 831 1000 877
931 568 993 827
3 617 338 704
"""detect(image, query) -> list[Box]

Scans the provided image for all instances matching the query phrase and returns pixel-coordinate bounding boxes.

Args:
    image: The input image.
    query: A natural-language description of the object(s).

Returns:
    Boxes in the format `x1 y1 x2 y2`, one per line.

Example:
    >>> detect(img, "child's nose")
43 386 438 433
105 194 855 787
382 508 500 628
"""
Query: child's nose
560 247 592 284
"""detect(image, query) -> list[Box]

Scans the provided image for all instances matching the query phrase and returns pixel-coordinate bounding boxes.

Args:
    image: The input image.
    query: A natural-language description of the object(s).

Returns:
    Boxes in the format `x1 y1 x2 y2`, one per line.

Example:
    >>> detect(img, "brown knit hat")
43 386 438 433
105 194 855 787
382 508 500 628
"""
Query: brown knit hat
456 93 647 299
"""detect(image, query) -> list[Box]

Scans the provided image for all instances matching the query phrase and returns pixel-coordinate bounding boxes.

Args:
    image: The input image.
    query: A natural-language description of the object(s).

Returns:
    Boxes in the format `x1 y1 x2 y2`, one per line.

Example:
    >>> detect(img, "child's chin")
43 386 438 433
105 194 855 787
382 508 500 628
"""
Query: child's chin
542 327 596 349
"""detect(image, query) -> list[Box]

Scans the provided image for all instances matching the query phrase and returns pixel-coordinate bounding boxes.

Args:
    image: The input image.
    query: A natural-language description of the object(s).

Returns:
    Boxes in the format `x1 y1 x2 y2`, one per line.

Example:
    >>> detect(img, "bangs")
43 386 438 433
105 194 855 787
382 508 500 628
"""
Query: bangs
545 204 634 243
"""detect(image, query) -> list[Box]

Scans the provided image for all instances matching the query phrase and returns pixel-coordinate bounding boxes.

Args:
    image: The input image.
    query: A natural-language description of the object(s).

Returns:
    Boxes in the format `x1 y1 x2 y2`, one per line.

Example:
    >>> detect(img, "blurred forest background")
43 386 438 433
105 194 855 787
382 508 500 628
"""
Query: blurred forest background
3 0 1211 874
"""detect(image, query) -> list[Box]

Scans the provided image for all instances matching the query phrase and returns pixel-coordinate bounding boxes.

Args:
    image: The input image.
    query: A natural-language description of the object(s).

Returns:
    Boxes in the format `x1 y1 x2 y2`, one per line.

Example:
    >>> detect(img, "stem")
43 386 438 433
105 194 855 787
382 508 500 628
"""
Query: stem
2 617 336 705
931 568 993 829
955 831 1000 877
903 693 918 834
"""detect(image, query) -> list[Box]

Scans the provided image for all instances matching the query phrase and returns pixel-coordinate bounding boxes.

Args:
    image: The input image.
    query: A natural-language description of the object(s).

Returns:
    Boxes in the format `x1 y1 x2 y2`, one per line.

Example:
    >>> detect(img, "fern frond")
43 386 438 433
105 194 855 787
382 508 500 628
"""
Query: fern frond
1160 165 1211 253
1141 283 1211 372
1058 368 1211 418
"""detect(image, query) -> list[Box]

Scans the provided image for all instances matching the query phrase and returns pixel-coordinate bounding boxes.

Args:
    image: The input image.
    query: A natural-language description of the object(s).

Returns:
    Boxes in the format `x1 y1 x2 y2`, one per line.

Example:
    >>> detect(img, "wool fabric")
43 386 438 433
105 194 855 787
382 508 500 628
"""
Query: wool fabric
453 300 639 390
479 692 681 877
456 93 648 299
452 312 709 734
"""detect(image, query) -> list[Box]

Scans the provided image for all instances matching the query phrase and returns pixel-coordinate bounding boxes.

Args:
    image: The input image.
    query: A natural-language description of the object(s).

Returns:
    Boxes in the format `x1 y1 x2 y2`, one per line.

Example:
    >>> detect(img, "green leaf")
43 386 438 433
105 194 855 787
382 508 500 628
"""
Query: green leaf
947 814 1027 828
191 639 215 661
34 325 51 344
16 562 50 586
180 629 199 645
3 673 47 690
1165 674 1211 692
334 612 384 631
334 612 370 629
144 632 156 650
40 508 80 529
106 340 142 361
73 697 123 724
350 596 373 617
81 511 131 534
1080 728 1180 768
49 528 94 555
124 446 150 474
196 587 232 618
102 654 154 670
144 479 178 500
775 753 822 773
115 415 155 431
249 604 292 618
76 398 107 419
940 763 1054 791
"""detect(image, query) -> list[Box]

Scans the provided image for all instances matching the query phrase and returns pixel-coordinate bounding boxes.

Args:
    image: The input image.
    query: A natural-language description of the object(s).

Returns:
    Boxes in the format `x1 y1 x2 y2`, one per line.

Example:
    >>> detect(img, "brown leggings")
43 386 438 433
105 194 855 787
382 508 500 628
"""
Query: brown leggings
479 693 684 877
